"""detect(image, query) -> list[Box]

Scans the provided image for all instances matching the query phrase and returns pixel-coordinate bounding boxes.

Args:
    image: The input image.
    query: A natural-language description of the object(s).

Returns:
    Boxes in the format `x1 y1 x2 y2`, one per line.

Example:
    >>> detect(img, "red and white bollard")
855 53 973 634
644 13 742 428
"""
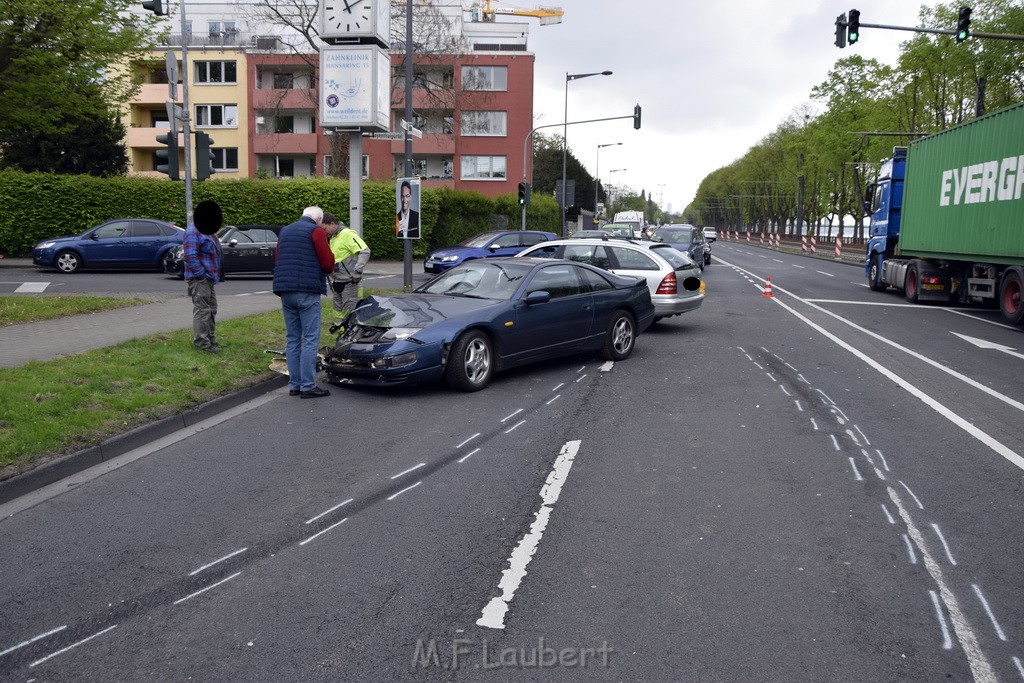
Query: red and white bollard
801 235 808 253
834 235 843 259
759 232 764 245
773 232 780 248
810 235 817 254
746 232 750 243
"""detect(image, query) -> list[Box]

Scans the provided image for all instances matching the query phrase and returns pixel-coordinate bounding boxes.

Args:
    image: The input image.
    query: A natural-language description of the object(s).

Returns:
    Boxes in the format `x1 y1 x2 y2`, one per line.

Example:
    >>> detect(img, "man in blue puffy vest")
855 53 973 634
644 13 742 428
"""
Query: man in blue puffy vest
272 206 336 398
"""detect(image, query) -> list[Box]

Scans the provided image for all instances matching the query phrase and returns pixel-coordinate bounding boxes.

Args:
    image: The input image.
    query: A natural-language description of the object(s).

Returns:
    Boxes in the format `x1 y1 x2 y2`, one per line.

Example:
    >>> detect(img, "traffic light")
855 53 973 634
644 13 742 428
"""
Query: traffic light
142 0 165 15
847 9 860 44
195 131 215 181
834 13 847 48
633 104 642 130
956 6 971 42
517 181 531 207
155 131 179 180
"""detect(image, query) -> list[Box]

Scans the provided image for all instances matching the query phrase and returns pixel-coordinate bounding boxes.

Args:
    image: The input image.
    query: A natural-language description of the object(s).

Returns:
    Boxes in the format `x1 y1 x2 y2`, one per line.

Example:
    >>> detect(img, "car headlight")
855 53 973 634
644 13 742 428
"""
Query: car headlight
440 255 459 262
371 351 418 369
36 241 56 249
380 327 422 341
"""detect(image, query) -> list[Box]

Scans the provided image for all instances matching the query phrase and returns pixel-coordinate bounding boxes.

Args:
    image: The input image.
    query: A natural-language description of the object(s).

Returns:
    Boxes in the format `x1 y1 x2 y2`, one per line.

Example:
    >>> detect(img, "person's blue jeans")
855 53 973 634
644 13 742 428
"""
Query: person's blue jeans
280 291 322 392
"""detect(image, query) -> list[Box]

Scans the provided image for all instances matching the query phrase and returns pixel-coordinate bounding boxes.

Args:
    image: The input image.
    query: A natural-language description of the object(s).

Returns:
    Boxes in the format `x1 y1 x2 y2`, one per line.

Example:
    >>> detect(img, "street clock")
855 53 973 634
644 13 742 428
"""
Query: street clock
320 0 390 46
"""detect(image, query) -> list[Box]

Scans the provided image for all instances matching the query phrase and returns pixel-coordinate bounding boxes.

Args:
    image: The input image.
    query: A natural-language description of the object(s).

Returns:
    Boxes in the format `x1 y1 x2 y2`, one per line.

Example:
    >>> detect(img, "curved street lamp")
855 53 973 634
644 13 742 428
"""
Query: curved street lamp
561 70 612 235
594 142 622 219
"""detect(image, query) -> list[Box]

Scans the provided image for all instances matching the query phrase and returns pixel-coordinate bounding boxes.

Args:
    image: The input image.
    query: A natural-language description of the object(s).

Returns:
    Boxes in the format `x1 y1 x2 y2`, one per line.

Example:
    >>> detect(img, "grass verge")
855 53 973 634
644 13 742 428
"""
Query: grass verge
1 293 396 481
0 295 148 325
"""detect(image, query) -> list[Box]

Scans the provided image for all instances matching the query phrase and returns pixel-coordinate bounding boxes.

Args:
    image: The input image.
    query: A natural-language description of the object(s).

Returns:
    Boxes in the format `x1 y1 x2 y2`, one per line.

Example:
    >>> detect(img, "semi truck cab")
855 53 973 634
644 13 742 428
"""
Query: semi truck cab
865 147 906 290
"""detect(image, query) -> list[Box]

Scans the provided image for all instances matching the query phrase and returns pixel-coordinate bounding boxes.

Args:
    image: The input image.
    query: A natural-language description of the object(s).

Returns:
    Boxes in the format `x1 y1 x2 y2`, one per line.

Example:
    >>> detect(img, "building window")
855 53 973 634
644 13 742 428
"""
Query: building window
195 61 237 84
208 20 236 36
443 116 454 134
274 116 294 134
273 72 294 89
460 155 506 180
323 154 369 178
461 111 507 136
212 148 238 172
461 65 507 91
195 104 238 127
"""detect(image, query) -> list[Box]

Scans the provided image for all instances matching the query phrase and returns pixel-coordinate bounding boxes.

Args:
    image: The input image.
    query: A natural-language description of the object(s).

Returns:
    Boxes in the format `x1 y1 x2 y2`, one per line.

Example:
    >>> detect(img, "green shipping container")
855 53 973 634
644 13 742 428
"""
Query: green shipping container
900 102 1024 266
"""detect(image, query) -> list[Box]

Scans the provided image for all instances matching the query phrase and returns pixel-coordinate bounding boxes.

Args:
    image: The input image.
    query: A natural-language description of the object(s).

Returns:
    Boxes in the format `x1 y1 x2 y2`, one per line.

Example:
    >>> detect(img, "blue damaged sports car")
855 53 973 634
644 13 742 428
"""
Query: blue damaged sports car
322 257 655 391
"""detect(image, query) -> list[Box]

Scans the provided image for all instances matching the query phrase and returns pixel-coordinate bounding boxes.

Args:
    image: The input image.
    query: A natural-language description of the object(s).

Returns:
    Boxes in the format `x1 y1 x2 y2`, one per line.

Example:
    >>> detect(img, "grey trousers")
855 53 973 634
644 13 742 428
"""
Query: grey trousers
187 278 218 349
330 277 360 321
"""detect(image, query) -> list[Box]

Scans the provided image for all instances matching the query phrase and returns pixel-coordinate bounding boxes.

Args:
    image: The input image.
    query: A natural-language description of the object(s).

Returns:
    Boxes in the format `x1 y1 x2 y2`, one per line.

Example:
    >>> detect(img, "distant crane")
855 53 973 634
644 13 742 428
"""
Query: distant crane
466 0 563 25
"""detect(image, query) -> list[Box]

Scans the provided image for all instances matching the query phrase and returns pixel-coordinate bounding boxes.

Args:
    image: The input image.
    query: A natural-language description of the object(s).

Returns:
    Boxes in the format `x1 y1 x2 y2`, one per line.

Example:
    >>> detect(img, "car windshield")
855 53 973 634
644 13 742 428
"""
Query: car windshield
653 227 693 242
458 232 504 248
650 245 695 269
602 224 633 237
418 261 534 300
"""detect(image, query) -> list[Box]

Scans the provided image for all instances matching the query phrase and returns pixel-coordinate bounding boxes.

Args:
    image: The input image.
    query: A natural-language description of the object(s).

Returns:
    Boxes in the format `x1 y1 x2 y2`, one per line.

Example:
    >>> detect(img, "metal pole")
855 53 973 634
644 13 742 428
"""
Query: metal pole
560 72 568 237
179 2 193 225
350 133 363 237
402 0 413 290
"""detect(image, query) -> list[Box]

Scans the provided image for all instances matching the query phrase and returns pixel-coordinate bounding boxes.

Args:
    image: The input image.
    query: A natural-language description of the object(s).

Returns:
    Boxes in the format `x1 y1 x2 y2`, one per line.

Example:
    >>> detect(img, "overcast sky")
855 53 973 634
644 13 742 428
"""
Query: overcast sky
521 0 944 215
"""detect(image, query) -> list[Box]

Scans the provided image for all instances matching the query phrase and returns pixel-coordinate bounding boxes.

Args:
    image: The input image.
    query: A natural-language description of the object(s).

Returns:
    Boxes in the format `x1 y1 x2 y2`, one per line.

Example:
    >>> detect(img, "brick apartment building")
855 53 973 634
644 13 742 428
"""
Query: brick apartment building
125 1 535 198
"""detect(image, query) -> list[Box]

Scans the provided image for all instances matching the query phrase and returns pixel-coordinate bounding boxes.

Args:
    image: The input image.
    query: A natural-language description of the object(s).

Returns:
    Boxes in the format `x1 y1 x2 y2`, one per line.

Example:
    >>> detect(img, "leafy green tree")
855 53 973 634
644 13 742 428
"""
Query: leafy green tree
0 0 156 172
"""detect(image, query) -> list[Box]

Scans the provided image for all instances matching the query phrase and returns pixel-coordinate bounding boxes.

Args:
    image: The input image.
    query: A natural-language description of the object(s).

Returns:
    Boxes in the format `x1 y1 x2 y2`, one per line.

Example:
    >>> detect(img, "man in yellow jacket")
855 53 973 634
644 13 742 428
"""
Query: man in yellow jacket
324 212 371 332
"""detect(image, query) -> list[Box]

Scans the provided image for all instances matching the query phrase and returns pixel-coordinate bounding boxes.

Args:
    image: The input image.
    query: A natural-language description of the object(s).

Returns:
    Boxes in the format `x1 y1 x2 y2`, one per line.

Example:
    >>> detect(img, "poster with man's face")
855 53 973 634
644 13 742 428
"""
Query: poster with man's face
395 177 421 240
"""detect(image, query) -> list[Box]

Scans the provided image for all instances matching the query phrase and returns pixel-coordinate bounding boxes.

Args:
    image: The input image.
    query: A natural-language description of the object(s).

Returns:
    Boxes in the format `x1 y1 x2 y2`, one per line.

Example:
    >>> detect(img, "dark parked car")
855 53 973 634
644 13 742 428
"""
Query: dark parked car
165 225 282 277
32 218 184 273
322 257 655 391
423 230 558 273
650 224 711 267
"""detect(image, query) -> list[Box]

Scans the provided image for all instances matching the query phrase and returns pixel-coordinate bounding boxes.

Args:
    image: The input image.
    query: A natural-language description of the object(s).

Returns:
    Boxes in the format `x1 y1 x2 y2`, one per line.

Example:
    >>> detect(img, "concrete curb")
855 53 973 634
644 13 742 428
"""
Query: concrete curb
0 374 288 505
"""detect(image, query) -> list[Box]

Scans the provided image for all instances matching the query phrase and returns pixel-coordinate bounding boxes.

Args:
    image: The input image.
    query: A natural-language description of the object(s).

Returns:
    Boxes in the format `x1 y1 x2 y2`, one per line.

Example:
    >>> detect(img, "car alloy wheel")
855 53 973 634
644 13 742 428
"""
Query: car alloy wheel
445 330 493 391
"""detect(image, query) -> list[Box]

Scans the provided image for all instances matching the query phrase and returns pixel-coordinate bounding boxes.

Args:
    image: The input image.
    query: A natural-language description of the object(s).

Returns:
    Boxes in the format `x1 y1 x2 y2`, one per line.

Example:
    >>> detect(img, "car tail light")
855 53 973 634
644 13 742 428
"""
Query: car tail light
656 272 677 294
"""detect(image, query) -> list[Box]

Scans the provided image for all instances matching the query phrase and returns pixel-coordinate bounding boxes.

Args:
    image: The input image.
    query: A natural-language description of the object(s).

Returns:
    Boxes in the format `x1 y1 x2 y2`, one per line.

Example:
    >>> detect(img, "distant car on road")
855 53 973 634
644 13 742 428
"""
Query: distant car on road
651 224 711 268
703 227 718 242
515 237 704 323
165 224 282 277
423 230 557 273
600 223 643 239
323 257 654 391
32 218 184 274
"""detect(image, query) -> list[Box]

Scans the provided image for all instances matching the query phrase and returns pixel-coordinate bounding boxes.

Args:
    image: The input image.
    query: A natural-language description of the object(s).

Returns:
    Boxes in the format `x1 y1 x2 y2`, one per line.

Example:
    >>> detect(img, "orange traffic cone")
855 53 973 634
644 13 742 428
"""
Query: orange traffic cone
762 275 774 298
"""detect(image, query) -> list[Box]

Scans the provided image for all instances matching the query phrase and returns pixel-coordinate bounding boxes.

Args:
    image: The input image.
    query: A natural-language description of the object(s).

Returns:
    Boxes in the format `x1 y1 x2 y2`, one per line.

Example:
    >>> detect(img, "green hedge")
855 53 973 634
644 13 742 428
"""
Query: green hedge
0 170 561 258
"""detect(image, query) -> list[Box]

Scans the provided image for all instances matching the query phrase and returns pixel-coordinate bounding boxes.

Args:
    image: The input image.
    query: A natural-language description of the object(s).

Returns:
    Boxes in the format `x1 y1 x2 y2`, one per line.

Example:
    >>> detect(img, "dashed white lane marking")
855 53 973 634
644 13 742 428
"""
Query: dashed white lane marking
546 394 561 405
15 282 49 293
931 524 958 566
189 547 248 576
457 433 480 448
0 625 67 658
29 625 117 668
971 584 1007 641
504 420 526 434
391 463 425 479
173 572 242 605
300 518 348 546
891 491 995 680
477 440 581 630
928 590 954 650
458 447 481 464
305 498 353 525
387 481 421 501
500 409 523 423
900 481 925 510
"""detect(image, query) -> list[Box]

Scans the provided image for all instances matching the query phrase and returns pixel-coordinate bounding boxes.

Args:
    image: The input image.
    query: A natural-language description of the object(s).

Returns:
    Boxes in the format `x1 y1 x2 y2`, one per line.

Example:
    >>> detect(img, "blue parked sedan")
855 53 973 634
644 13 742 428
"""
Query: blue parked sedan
32 218 184 273
322 257 655 391
423 230 558 273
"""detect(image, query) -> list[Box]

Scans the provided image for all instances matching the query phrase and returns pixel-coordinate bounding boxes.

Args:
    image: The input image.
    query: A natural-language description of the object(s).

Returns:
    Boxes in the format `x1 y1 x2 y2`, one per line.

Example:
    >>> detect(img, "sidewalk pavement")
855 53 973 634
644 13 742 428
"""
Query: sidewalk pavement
0 259 409 368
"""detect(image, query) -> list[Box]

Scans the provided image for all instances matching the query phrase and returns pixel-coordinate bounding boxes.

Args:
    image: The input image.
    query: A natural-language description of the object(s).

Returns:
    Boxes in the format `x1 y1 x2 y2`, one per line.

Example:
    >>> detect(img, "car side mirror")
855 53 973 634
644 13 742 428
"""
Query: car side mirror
488 244 501 252
89 233 100 240
525 290 551 305
228 239 239 247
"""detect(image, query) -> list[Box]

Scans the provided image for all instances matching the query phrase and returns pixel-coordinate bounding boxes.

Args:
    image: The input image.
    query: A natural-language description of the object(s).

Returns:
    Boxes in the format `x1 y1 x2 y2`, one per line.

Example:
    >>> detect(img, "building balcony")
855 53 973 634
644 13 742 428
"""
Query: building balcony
131 83 174 106
252 133 319 155
252 88 316 110
126 126 179 149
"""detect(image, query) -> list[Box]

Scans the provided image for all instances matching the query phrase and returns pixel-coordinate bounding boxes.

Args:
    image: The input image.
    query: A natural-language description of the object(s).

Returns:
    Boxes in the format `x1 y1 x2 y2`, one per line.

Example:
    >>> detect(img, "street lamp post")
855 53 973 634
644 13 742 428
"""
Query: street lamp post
607 168 627 211
562 70 612 236
594 142 621 223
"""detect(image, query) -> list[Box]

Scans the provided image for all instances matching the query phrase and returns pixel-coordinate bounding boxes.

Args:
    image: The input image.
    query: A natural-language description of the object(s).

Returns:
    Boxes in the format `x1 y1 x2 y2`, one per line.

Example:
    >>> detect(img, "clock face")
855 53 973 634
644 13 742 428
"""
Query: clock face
323 0 375 34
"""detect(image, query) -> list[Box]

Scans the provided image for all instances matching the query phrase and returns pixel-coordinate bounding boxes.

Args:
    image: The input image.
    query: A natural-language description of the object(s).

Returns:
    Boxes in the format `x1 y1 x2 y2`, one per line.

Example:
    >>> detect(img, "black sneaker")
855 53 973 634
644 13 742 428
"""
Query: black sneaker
289 389 301 396
300 386 331 399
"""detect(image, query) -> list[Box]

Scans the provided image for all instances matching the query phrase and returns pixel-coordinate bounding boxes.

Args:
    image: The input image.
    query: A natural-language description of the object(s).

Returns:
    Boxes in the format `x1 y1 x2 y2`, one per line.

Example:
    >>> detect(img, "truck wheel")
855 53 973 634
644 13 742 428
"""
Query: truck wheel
905 262 920 303
868 254 886 292
999 270 1024 325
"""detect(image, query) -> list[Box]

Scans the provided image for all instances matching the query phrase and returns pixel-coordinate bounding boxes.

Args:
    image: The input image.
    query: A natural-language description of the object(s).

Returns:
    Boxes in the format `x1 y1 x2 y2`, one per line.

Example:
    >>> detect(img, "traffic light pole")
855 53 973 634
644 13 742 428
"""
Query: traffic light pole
842 21 1024 42
520 109 641 230
178 1 194 224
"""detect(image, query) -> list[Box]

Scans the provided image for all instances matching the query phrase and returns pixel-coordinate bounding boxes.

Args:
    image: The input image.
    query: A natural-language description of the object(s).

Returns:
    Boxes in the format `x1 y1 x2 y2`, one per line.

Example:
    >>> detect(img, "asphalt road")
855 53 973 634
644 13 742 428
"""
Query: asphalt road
2 245 1023 680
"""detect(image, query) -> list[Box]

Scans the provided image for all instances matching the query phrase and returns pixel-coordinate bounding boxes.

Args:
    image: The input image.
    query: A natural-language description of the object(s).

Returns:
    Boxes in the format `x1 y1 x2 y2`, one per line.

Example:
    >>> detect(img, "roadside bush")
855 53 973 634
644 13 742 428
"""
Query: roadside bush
0 170 560 257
